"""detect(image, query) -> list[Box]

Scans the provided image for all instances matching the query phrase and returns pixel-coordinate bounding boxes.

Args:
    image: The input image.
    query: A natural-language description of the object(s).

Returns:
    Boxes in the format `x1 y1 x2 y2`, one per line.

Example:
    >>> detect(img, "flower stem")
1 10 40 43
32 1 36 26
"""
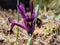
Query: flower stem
35 0 42 26
16 0 19 45
27 35 33 45
16 27 19 45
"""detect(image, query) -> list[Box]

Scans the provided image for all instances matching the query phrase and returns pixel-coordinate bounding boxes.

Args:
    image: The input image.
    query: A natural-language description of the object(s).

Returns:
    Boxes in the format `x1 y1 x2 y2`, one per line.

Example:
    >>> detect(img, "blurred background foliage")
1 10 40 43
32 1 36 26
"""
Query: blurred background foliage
0 0 60 20
33 0 60 11
33 0 60 20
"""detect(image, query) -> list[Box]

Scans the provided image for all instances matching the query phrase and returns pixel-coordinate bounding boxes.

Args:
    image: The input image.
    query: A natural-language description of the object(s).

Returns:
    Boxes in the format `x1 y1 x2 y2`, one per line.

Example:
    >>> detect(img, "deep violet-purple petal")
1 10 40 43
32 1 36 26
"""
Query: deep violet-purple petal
31 12 36 21
29 1 33 15
17 3 28 27
29 1 36 22
17 3 27 19
8 18 26 29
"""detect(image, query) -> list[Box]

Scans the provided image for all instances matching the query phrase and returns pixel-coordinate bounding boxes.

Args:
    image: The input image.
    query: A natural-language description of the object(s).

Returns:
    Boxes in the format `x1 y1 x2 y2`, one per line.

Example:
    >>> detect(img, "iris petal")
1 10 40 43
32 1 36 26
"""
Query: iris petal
29 2 36 22
17 3 27 19
13 22 26 29
8 18 26 30
32 12 36 21
29 1 33 14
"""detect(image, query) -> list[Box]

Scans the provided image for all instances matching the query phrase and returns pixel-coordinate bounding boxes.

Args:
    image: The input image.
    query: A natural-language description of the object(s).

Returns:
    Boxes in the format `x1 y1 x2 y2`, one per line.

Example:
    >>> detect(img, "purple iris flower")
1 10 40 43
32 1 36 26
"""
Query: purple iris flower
8 2 41 35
